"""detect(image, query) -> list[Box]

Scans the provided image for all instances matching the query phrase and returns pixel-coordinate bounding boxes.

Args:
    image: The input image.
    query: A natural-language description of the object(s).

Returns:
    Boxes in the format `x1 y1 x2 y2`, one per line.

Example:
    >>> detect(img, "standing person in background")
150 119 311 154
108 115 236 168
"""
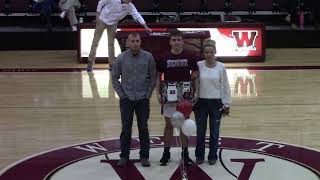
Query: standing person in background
194 39 231 165
87 0 152 72
59 0 81 31
112 32 156 167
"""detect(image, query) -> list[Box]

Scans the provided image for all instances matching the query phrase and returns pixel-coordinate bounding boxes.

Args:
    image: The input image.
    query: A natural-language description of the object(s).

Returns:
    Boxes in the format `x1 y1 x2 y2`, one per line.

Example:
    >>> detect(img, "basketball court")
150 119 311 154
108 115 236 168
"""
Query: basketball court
0 48 319 179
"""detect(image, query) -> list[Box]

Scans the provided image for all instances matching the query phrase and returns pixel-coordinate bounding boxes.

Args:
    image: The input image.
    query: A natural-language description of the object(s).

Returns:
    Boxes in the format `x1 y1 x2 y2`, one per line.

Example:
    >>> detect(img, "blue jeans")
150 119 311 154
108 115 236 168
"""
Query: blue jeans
194 98 223 160
32 0 57 16
32 0 58 27
119 98 150 159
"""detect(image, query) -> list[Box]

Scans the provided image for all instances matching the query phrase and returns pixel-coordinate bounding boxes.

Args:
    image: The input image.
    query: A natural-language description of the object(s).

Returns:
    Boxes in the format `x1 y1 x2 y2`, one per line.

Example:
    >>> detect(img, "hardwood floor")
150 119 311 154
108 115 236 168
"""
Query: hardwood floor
0 49 319 171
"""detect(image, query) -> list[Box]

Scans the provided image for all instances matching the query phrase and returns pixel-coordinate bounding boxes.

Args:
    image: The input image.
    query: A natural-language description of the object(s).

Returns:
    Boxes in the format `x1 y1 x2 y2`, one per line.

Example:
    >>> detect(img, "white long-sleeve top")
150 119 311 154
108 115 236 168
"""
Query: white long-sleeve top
97 0 146 25
197 60 232 106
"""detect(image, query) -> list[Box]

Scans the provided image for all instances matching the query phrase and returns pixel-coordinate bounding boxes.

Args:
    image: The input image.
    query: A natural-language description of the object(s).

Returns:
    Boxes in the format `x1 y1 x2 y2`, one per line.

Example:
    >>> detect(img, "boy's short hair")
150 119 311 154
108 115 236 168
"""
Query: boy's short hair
169 29 183 38
128 32 140 38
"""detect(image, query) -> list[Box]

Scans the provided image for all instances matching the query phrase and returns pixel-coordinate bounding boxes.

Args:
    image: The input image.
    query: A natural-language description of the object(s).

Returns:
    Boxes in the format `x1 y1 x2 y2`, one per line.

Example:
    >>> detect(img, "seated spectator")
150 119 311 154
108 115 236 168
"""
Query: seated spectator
32 0 58 31
284 0 299 30
59 0 81 31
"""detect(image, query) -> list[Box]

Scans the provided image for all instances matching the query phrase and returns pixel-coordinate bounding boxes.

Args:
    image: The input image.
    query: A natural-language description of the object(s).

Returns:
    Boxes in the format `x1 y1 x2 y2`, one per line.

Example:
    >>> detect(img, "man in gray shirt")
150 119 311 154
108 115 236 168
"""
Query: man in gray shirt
112 32 156 167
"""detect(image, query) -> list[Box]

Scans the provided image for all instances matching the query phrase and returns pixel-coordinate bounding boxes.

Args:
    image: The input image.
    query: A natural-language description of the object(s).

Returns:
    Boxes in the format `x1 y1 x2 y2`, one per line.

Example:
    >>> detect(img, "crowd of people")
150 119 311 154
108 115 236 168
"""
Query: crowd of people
29 0 320 168
111 28 231 167
92 0 232 168
30 0 319 168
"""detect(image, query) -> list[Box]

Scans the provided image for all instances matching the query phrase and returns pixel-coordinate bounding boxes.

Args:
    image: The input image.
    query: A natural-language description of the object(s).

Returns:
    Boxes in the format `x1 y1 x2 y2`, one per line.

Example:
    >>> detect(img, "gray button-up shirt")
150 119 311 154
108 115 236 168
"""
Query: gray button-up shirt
112 49 156 101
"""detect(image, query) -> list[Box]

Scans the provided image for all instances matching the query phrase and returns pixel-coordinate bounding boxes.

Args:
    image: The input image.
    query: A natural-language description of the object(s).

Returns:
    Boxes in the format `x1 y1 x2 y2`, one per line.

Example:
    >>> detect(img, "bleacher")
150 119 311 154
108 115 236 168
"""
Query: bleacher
0 0 315 25
0 0 301 12
0 0 319 50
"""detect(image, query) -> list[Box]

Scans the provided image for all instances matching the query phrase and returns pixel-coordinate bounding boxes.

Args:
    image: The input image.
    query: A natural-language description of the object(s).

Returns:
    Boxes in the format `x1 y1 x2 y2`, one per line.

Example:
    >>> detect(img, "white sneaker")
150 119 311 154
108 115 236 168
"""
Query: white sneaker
72 26 77 31
60 11 66 19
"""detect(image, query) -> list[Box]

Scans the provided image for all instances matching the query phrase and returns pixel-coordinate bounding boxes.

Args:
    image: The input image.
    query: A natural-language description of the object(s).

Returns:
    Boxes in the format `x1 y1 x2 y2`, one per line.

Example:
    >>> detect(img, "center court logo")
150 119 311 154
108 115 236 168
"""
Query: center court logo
0 136 319 180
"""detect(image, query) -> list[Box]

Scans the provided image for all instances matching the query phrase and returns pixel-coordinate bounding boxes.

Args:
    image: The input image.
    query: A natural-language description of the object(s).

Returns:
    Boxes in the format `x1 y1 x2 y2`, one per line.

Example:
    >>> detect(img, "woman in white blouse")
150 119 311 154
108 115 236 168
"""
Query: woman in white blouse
194 39 231 165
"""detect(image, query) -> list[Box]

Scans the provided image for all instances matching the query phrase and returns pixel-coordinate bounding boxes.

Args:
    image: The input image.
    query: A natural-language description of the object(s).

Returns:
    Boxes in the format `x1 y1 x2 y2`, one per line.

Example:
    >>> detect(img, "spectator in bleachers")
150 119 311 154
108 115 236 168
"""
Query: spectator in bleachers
285 0 299 29
32 0 58 31
59 0 81 31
